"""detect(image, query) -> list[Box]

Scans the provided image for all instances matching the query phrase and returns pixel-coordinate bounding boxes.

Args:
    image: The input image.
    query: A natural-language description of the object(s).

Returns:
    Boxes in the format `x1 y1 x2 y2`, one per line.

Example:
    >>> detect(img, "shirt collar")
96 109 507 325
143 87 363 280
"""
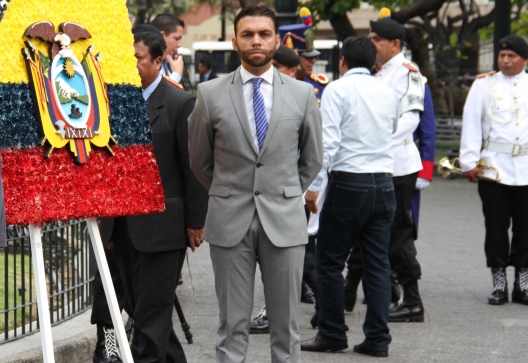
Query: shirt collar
343 67 372 78
142 73 163 101
240 65 274 85
381 52 406 71
500 70 527 81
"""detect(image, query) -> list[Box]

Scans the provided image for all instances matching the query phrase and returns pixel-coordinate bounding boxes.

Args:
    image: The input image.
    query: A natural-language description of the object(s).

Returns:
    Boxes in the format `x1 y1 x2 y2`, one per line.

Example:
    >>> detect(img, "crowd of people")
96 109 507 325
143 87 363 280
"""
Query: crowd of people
0 3 525 363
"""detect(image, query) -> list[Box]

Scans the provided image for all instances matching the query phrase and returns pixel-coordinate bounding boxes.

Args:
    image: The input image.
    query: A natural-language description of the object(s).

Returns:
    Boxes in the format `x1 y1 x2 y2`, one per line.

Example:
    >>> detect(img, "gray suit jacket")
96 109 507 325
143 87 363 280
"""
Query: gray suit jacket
188 67 322 248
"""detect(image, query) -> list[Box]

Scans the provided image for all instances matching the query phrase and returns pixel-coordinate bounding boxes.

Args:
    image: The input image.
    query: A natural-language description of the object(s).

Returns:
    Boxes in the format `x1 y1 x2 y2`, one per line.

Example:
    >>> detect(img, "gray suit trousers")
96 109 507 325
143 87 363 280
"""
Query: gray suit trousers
209 212 304 363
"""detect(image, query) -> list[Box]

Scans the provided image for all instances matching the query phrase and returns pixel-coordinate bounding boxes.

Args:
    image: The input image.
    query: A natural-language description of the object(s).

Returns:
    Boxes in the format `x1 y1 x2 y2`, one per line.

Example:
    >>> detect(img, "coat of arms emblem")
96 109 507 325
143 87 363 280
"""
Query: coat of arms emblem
22 21 114 164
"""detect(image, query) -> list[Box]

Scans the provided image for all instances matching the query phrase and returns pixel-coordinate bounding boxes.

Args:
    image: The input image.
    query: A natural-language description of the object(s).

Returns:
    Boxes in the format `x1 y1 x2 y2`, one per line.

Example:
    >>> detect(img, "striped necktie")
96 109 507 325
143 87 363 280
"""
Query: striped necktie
252 77 268 151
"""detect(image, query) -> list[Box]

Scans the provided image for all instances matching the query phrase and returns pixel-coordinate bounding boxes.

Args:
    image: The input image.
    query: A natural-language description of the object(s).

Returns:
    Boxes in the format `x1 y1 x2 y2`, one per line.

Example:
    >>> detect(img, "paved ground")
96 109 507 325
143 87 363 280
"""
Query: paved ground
4 174 528 362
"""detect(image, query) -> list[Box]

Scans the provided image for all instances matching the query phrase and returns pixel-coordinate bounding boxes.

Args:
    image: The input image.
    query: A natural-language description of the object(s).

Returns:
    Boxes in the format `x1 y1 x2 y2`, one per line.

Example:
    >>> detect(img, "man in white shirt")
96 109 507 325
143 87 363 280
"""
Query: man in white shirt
369 17 425 323
460 35 528 306
151 13 185 84
301 36 397 357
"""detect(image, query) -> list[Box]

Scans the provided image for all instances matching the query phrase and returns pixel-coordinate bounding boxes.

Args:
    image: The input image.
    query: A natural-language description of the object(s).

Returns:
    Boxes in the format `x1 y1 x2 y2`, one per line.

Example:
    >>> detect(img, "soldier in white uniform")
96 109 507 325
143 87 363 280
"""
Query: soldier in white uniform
369 17 426 322
460 35 528 306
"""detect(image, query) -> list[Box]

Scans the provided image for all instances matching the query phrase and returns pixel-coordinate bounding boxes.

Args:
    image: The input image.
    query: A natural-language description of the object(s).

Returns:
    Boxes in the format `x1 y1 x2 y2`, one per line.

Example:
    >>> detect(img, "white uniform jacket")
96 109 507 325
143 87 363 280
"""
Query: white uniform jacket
460 71 528 186
376 52 423 177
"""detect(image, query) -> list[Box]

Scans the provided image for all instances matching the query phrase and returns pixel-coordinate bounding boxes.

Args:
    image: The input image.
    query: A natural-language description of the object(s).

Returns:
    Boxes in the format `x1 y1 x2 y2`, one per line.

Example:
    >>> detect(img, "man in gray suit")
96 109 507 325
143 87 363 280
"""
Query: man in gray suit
188 5 323 363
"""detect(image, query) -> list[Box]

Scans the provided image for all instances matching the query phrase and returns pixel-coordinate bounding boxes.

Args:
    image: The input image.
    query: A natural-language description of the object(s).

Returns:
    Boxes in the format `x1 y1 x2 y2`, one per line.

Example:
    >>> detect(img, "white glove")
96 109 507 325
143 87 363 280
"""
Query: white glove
415 177 430 190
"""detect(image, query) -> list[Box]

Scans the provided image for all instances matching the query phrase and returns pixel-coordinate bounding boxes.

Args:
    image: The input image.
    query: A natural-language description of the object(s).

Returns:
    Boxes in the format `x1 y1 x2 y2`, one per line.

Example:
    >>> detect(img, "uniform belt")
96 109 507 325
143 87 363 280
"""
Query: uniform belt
394 136 413 147
485 141 528 156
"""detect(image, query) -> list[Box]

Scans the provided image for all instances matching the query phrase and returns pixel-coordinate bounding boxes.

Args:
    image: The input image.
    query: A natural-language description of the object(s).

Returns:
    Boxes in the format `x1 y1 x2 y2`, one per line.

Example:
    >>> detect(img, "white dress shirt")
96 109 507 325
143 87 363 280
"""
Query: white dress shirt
460 70 528 185
376 52 423 177
309 67 398 192
142 73 162 101
161 61 182 83
240 66 274 150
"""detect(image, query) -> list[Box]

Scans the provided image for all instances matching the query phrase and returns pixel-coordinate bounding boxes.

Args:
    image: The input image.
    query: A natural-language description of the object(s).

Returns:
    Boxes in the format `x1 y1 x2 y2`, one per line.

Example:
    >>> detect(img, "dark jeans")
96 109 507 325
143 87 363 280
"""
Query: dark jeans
478 180 528 268
316 172 395 350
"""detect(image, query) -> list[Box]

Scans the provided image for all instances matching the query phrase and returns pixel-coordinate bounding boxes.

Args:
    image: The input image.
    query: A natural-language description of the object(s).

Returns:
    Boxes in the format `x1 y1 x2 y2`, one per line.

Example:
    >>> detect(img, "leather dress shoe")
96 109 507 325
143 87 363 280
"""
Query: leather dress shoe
249 306 269 334
93 326 122 363
353 340 388 358
301 334 348 352
301 282 315 304
388 303 424 322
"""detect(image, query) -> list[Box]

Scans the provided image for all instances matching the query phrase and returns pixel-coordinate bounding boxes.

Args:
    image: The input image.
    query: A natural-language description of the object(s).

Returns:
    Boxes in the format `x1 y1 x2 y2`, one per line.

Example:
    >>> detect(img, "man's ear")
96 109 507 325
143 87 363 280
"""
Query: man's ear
232 37 237 52
154 56 163 70
275 35 280 50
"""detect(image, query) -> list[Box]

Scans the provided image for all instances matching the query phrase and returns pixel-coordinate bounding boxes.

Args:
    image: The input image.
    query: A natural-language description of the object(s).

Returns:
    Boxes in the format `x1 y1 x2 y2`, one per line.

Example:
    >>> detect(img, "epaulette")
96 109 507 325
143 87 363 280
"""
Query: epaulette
402 62 419 72
309 73 328 85
475 71 497 79
162 75 184 90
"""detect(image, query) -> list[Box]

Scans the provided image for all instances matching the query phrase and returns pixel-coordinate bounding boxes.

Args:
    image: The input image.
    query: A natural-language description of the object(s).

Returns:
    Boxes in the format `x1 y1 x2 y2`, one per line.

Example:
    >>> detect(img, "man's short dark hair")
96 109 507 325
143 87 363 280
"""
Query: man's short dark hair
234 5 276 35
133 30 166 62
199 54 212 70
341 36 376 71
151 14 185 35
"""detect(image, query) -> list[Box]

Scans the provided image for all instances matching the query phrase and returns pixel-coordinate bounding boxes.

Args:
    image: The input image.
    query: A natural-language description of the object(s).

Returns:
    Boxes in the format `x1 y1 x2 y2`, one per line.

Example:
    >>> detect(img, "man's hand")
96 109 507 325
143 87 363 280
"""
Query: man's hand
305 190 320 214
165 54 184 78
187 227 204 252
463 167 480 183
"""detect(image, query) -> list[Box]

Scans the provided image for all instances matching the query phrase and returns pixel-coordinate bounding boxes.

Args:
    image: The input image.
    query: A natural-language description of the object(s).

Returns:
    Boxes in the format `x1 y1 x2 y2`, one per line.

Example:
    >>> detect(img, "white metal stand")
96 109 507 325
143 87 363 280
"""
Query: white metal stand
30 218 133 363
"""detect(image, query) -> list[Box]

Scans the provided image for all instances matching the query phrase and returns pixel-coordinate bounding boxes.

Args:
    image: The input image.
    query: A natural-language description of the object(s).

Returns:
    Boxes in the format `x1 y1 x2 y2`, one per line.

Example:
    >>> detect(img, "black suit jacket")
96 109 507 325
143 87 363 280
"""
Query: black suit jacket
124 78 208 253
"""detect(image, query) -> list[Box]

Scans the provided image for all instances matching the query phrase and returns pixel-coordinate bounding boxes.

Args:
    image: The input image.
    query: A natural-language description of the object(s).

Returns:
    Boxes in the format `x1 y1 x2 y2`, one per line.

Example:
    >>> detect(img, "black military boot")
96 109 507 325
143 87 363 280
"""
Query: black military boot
344 269 362 312
389 280 424 322
249 306 269 334
512 268 528 305
489 267 508 305
93 325 122 363
391 271 403 304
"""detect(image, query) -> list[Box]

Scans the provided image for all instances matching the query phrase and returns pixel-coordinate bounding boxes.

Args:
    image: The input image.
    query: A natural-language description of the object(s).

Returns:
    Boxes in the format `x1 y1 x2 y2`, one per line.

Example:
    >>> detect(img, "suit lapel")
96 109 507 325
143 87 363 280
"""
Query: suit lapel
260 69 285 154
230 68 259 155
147 79 166 128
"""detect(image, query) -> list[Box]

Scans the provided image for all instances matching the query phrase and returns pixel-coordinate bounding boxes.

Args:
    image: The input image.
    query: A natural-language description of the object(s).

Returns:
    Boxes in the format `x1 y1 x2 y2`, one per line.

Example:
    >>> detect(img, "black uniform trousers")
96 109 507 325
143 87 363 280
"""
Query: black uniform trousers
112 217 188 363
90 244 130 326
478 179 528 268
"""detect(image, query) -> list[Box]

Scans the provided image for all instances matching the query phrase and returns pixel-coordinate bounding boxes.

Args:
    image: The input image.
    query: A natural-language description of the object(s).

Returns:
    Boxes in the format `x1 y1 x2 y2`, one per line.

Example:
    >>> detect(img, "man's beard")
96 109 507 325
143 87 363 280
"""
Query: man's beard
238 46 274 68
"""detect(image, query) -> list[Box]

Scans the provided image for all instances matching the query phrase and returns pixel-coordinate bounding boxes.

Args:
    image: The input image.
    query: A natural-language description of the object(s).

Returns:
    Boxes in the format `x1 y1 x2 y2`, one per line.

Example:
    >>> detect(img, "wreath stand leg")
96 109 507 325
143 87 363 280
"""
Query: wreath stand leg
86 217 133 363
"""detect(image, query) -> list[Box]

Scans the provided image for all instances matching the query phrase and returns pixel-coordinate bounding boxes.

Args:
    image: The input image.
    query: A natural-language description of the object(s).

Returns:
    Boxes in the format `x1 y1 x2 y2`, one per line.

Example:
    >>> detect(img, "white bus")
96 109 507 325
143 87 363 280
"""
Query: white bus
186 40 340 85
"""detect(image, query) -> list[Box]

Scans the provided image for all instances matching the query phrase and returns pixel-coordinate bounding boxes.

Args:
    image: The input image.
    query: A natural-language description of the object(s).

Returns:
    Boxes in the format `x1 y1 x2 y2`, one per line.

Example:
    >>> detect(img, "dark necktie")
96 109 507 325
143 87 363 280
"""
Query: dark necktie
252 77 268 151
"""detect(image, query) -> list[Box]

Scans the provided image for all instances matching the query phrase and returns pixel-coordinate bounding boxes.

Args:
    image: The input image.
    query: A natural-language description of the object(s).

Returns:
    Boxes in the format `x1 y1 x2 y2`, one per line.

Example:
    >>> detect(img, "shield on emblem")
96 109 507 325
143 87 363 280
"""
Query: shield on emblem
50 52 91 129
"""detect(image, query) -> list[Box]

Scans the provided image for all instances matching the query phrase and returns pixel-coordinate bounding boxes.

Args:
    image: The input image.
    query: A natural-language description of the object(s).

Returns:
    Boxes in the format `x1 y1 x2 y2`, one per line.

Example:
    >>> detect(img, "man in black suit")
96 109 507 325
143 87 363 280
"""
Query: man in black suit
197 55 217 83
109 29 208 363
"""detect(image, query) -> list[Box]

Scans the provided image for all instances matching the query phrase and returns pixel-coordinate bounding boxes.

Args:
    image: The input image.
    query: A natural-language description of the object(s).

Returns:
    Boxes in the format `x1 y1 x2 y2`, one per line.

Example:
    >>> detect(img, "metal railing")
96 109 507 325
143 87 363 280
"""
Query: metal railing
0 220 94 343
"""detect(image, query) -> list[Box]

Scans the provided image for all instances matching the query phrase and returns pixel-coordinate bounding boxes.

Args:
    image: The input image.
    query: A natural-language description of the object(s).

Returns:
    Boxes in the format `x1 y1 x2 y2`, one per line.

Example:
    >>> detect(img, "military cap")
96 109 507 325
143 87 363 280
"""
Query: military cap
273 45 300 68
369 18 405 40
278 7 320 58
499 35 528 59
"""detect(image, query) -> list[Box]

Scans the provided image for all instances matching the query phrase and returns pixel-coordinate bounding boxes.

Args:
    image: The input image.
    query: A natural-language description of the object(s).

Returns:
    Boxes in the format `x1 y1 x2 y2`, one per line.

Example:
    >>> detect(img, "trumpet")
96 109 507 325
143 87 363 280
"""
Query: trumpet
437 157 500 183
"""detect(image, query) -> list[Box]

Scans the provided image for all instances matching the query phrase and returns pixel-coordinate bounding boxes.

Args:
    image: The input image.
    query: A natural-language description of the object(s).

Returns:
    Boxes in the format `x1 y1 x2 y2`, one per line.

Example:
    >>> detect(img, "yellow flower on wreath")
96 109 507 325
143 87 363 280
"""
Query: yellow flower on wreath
0 0 140 86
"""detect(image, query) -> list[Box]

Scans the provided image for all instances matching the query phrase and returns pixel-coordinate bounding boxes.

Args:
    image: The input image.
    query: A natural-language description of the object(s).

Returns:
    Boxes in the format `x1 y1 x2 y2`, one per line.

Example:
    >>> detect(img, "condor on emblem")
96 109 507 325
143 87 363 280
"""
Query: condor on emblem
22 21 115 164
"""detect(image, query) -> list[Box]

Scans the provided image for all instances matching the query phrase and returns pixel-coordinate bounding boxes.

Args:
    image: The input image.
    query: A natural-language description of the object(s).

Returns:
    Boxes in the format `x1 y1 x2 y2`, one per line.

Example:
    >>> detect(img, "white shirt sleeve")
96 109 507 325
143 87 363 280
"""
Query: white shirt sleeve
309 84 341 192
168 71 182 83
459 79 485 172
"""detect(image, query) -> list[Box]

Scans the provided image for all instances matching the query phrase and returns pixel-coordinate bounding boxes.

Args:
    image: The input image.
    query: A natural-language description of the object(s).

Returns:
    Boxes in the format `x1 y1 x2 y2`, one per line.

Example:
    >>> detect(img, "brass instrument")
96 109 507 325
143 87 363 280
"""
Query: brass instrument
437 157 500 183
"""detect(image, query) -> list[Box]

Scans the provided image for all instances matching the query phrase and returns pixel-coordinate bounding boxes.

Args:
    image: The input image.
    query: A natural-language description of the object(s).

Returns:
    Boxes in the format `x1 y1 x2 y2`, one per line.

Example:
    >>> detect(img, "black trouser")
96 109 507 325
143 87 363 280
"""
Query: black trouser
389 173 422 286
113 217 188 363
478 180 528 268
90 244 130 326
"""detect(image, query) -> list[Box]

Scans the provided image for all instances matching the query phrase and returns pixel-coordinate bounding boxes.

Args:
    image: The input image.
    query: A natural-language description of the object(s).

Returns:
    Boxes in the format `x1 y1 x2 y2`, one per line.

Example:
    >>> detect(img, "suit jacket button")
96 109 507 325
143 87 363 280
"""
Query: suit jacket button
256 162 263 168
254 191 260 196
